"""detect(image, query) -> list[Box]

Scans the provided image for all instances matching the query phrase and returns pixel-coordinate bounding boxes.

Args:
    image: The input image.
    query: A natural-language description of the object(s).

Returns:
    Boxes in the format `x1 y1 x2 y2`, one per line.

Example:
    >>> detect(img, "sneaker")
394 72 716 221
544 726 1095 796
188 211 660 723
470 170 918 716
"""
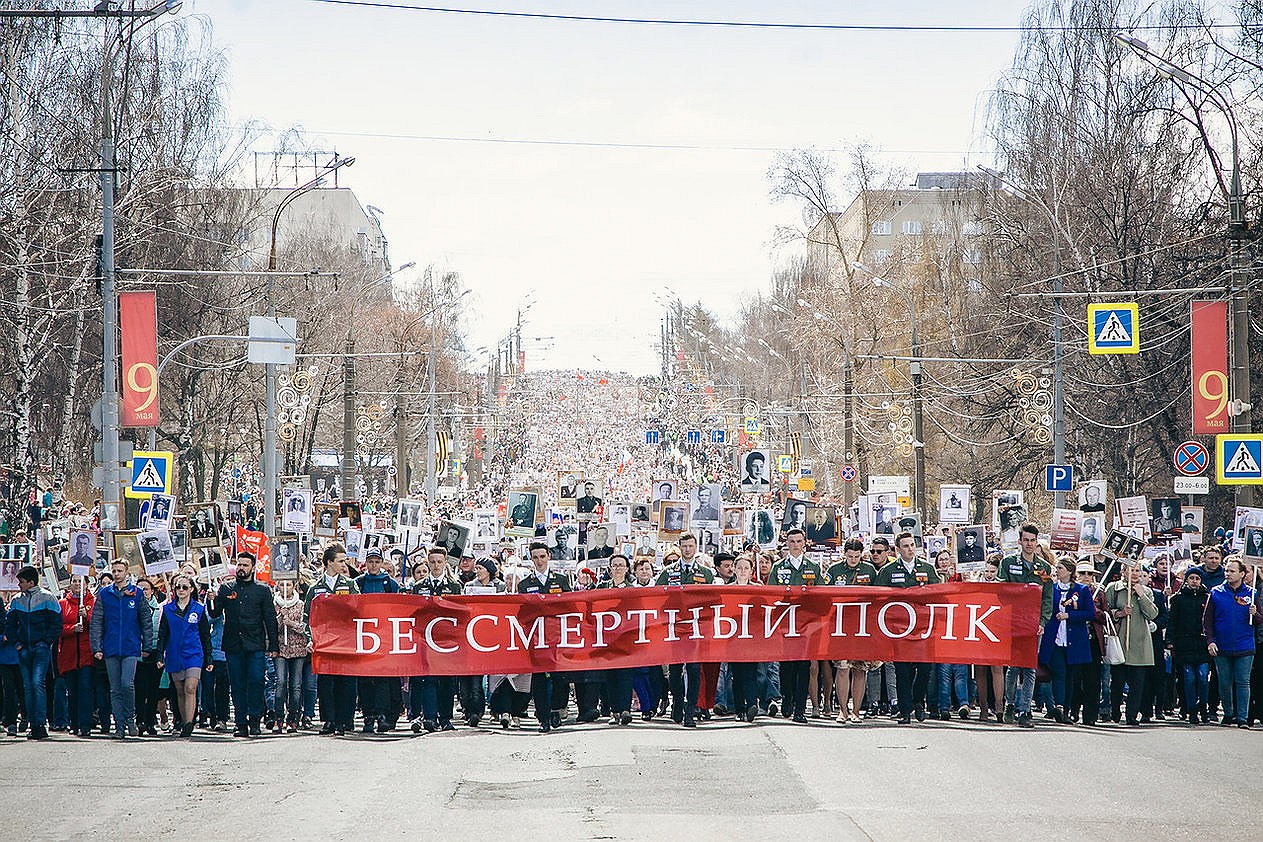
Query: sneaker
1239 722 1253 730
424 719 438 733
620 712 633 726
681 716 696 728
287 722 298 734
897 715 911 725
510 716 521 729
410 718 425 734
362 720 376 734
440 721 455 732
248 722 262 737
746 704 758 723
5 726 15 737
608 714 619 726
1017 713 1034 729
957 705 970 720
767 701 780 718
914 708 926 722
792 713 808 724
233 727 249 738
500 714 510 730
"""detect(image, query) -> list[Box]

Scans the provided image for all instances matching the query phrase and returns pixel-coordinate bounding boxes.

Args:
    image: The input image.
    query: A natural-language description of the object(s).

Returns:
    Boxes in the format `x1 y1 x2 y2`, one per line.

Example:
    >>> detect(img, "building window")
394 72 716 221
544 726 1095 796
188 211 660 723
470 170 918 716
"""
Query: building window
962 221 983 236
871 220 892 236
874 249 893 264
931 220 949 236
901 220 923 235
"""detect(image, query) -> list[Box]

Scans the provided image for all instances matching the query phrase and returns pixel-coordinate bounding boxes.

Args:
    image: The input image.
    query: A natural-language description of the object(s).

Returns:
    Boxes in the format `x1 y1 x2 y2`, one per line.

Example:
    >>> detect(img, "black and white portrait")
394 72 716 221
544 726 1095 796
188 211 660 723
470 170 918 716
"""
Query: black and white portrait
1243 526 1263 562
781 498 810 532
507 489 539 534
314 502 340 538
805 506 838 547
138 529 178 576
585 522 617 560
396 498 424 530
956 525 986 564
67 529 98 576
1080 514 1105 550
474 509 500 541
558 471 582 505
146 493 175 530
1180 506 1204 546
548 524 578 561
738 450 771 493
272 538 300 580
282 488 313 534
1078 480 1107 513
690 484 722 524
631 504 651 526
226 499 243 527
187 504 221 549
722 506 745 537
436 521 470 559
344 528 363 560
652 479 677 502
575 478 604 519
938 484 970 526
659 502 688 536
746 509 776 549
1150 498 1182 537
339 501 363 530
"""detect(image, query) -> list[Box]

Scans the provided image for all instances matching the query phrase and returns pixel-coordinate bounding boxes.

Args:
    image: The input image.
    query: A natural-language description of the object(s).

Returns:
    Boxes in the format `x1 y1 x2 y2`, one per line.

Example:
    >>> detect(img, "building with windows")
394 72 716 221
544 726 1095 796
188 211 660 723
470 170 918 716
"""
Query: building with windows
806 171 991 277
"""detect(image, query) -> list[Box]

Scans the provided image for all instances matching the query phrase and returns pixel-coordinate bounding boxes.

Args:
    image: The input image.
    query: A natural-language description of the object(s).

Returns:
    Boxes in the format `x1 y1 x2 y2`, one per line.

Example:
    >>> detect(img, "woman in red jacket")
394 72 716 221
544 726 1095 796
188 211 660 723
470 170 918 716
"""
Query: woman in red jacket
58 576 96 737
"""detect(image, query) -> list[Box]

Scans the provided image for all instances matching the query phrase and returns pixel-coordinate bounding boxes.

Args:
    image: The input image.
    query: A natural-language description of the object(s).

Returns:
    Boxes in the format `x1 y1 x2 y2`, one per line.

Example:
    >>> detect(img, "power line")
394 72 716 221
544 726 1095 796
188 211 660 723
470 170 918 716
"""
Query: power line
304 1 1234 34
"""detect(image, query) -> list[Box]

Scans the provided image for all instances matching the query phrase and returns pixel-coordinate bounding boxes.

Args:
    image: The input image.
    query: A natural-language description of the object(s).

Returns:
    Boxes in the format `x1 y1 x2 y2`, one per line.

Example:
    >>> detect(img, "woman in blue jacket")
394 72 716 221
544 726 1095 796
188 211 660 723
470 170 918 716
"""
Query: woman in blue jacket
1038 557 1097 723
156 573 212 738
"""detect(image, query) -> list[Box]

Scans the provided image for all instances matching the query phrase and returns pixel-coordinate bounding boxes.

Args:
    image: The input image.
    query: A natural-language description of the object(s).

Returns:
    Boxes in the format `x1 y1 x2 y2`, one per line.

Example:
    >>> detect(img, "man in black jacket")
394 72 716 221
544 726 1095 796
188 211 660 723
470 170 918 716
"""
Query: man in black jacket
209 552 279 737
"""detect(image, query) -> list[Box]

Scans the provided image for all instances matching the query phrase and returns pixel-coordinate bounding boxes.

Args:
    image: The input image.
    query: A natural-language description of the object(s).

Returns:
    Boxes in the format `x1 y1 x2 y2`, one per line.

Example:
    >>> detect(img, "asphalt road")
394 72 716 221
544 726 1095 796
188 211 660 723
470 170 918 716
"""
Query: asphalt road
5 715 1261 840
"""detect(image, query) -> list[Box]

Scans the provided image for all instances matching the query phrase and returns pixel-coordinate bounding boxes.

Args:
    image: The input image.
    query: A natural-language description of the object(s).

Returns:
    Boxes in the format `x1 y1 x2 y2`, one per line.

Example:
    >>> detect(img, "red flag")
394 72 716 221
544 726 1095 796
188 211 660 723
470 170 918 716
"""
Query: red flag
236 525 272 584
120 291 158 427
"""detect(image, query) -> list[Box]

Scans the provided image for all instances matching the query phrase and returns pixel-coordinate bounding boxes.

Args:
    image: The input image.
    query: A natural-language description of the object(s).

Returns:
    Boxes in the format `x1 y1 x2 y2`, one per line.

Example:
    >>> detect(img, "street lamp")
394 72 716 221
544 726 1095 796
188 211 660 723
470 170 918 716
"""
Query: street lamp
265 153 354 535
1116 34 1252 459
99 0 181 530
855 262 925 519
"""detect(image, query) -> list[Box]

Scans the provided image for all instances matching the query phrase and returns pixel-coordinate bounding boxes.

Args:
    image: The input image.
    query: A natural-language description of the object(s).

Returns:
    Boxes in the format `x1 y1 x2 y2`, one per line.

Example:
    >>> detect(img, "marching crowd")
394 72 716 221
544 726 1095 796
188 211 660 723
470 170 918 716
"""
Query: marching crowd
2 370 1259 741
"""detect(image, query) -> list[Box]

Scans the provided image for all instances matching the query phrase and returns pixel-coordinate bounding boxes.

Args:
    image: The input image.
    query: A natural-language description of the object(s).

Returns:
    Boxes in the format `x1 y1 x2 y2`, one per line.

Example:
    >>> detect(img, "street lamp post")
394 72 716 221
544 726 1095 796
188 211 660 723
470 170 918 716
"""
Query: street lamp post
856 264 926 519
1117 35 1253 501
99 0 182 531
265 154 354 534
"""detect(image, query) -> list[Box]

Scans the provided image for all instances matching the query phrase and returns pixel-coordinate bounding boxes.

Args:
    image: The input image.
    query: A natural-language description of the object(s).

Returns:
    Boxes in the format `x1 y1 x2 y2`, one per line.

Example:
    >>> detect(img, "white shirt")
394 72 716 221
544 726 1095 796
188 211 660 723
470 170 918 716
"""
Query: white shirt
1055 583 1071 647
323 573 338 592
787 555 804 570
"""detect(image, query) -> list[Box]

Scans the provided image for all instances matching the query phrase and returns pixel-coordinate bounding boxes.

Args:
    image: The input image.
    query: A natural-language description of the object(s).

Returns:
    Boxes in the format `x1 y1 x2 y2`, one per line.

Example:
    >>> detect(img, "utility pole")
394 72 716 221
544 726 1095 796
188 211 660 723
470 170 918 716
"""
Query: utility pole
341 335 356 501
425 296 438 503
99 39 121 530
1052 262 1067 510
394 366 408 497
911 325 926 520
842 354 855 509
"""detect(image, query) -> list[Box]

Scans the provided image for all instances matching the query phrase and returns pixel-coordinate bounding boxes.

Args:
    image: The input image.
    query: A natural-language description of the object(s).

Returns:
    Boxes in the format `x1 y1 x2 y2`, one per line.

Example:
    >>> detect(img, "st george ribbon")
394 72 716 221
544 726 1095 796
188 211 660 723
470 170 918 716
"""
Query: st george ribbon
310 584 1042 676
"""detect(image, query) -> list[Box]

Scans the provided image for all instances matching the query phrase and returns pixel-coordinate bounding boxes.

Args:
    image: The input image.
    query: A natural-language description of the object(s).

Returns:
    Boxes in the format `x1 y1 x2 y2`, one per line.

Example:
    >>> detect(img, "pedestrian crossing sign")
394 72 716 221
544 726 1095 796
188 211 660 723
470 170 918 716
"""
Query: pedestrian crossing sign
1216 434 1263 485
125 450 174 499
1087 304 1139 355
777 454 794 473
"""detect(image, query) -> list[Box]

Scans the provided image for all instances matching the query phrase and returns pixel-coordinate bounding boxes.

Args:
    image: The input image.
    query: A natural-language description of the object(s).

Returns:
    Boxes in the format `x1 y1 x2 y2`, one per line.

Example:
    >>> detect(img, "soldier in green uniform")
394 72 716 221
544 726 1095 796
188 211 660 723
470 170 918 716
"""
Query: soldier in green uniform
875 531 941 724
767 528 823 723
655 533 713 726
827 537 879 586
996 522 1052 728
517 541 571 733
304 543 359 736
409 547 462 733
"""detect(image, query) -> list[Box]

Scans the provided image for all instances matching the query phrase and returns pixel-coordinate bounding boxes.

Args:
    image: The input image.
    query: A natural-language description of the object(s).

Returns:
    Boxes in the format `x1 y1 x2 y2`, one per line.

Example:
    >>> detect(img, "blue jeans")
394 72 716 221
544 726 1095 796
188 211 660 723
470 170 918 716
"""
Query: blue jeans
715 663 733 711
1214 653 1254 723
104 655 138 734
17 644 52 729
756 661 780 708
225 650 267 728
273 656 308 724
1181 662 1210 714
937 664 969 710
1005 666 1036 716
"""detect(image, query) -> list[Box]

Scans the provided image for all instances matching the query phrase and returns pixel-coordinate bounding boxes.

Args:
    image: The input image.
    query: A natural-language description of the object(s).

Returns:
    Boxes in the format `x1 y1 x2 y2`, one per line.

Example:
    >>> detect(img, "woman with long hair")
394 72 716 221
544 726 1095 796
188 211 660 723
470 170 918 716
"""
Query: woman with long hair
156 573 212 738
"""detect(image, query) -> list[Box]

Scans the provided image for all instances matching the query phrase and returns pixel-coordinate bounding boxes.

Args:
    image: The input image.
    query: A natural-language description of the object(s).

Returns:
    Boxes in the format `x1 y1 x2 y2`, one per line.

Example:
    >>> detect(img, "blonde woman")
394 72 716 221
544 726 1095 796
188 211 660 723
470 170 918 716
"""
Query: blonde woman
155 573 211 738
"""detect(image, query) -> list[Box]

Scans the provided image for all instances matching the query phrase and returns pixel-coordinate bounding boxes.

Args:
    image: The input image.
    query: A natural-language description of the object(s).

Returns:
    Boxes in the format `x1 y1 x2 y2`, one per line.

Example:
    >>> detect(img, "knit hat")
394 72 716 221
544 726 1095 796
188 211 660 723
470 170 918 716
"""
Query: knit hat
477 557 497 578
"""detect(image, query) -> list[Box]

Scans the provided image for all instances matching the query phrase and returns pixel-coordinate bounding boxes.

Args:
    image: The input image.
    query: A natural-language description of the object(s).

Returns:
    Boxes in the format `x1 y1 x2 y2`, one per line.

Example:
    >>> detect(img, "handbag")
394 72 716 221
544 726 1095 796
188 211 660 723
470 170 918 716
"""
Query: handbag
1102 612 1126 666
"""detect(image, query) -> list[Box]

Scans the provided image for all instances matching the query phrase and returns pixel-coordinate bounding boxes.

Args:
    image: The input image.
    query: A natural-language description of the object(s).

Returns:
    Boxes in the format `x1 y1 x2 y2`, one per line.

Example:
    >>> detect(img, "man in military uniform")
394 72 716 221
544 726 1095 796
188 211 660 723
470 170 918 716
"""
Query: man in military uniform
827 537 878 586
304 544 359 736
767 528 823 723
655 533 713 727
409 547 462 733
875 531 941 724
996 522 1052 728
517 542 571 733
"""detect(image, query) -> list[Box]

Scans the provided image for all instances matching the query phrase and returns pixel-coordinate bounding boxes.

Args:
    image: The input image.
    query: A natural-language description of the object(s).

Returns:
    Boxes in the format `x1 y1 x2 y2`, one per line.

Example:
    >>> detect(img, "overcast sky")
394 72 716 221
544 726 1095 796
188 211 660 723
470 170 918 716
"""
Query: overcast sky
197 0 1027 373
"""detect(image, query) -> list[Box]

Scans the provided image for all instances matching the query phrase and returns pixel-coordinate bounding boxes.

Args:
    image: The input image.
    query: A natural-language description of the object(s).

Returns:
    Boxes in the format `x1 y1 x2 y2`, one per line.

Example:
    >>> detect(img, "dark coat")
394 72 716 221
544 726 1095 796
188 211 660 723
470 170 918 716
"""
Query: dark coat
1166 584 1210 664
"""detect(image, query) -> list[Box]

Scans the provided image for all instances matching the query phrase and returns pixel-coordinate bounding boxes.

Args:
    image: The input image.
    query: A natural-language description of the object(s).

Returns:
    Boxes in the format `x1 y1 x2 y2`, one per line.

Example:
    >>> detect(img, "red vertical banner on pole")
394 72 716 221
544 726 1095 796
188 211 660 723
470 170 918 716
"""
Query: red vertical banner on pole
1191 300 1230 435
119 291 159 427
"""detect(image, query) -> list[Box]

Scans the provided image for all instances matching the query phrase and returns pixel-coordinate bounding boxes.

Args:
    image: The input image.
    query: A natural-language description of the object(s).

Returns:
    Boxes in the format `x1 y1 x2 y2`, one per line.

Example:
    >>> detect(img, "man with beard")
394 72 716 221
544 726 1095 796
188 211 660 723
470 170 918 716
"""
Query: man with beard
208 552 279 738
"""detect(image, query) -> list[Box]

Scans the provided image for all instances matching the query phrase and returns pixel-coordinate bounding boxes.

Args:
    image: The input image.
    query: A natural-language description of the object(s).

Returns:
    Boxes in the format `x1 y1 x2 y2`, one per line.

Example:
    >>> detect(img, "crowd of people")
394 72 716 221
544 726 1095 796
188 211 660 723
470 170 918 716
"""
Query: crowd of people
1 370 1259 740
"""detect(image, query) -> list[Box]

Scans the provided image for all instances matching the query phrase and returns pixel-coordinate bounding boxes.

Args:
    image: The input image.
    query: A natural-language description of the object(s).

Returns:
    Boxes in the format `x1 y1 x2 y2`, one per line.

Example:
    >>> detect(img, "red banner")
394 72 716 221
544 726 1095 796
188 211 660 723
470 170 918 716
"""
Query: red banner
236 525 271 584
119 291 159 427
309 583 1041 677
1191 300 1230 435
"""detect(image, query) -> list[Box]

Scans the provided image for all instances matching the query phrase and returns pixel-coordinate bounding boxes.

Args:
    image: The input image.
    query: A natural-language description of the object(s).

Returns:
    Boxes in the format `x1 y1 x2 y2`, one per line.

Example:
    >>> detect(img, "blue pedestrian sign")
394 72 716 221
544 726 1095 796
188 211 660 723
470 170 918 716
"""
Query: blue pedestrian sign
645 430 660 445
126 450 173 499
710 429 726 444
1216 434 1263 485
686 430 702 445
1087 303 1140 355
1044 464 1073 492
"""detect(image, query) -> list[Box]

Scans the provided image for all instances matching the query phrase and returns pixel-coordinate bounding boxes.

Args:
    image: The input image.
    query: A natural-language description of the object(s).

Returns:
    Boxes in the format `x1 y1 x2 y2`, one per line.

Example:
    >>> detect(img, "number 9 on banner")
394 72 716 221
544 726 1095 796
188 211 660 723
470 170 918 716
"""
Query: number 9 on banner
1197 370 1229 426
126 362 158 412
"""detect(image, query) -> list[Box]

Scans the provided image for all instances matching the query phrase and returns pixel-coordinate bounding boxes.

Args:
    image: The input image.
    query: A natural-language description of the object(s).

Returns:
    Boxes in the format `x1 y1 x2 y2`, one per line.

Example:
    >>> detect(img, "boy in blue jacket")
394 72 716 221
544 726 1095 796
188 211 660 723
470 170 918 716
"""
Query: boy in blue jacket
5 566 63 739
